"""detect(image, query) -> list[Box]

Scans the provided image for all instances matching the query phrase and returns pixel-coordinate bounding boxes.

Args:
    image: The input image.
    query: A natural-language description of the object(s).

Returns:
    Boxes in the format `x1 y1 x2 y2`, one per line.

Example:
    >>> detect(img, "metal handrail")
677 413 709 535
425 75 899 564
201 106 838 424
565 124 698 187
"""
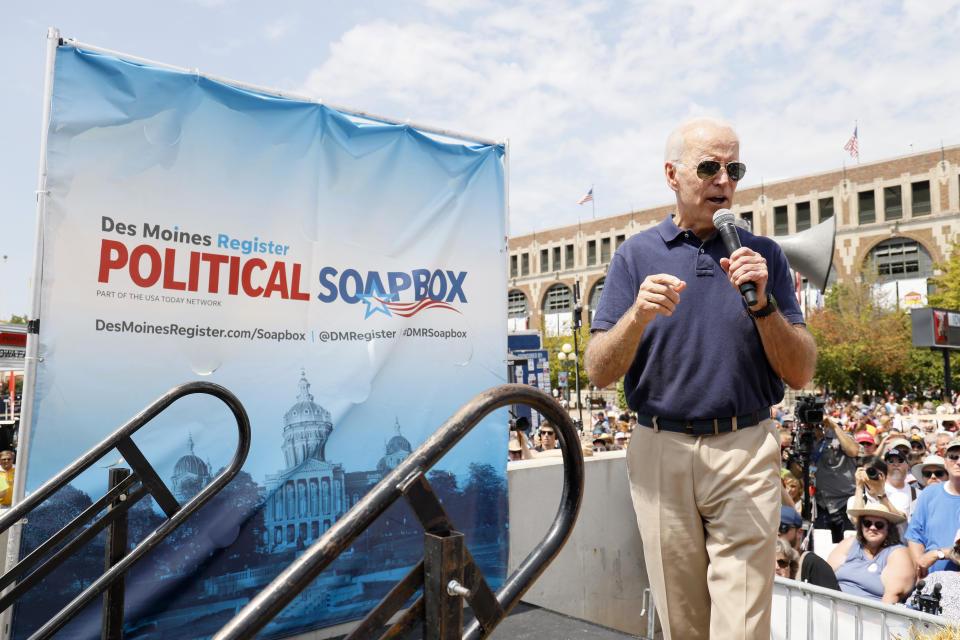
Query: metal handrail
214 383 585 640
0 381 251 640
772 575 948 639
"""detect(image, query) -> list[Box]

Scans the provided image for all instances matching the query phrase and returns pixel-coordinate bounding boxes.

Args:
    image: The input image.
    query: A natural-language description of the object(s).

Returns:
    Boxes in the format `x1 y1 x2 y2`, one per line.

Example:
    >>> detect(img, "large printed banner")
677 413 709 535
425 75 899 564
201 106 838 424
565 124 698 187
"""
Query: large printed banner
18 45 507 639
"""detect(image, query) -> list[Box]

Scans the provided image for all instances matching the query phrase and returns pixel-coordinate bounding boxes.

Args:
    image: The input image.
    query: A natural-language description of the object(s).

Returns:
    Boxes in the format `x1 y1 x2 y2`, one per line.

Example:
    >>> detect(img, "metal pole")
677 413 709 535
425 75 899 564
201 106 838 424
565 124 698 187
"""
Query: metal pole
572 282 584 430
1 27 60 640
942 349 952 403
102 468 130 640
423 532 464 640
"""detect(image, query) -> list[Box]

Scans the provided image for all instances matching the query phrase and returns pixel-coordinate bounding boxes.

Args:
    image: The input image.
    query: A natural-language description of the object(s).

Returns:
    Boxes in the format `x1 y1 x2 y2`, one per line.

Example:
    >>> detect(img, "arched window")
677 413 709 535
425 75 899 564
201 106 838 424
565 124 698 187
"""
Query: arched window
321 478 332 514
866 238 933 282
588 279 605 324
508 290 529 317
508 290 530 331
309 478 320 516
543 284 573 312
542 284 573 337
284 482 296 520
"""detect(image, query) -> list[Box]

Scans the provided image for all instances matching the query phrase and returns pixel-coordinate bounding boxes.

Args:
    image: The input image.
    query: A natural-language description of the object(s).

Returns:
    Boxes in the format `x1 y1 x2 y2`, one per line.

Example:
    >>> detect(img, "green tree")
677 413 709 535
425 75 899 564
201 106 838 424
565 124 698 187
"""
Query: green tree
919 241 960 397
929 241 960 310
6 314 27 325
807 270 912 395
540 323 592 397
808 265 960 397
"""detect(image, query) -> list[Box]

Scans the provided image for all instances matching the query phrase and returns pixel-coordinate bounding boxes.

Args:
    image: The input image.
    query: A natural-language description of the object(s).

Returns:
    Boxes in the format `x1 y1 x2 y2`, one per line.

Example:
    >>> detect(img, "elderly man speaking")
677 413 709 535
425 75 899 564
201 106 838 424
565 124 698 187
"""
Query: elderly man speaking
585 117 816 640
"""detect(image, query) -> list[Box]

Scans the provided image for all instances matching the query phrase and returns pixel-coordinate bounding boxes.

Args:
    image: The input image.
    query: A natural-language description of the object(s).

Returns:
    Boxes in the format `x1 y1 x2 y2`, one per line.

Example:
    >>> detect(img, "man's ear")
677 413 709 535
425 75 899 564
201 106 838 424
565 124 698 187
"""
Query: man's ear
665 161 679 193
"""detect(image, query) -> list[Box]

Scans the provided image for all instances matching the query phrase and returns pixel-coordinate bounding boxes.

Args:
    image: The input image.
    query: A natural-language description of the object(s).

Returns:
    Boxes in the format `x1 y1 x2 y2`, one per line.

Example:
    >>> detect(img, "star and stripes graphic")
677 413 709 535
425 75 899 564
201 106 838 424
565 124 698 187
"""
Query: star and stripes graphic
357 282 460 319
577 188 593 205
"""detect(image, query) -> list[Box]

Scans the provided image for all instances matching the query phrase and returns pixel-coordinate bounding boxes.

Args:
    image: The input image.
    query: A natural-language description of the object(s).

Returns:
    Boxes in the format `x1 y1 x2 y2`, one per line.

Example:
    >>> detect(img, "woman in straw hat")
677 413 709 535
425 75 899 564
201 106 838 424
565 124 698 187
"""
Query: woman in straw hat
827 502 915 603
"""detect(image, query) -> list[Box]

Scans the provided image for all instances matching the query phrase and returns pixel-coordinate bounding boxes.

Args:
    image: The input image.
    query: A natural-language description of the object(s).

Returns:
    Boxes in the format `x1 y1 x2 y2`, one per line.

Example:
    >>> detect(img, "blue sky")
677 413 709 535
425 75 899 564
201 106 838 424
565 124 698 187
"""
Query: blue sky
3 0 960 320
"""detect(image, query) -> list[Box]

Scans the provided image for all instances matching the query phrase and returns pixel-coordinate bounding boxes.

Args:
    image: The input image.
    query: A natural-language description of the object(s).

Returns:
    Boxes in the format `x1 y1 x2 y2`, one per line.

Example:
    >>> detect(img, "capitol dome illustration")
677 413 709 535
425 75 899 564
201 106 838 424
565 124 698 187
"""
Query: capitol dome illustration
263 371 417 553
171 434 212 502
377 419 412 475
265 370 345 551
282 370 334 466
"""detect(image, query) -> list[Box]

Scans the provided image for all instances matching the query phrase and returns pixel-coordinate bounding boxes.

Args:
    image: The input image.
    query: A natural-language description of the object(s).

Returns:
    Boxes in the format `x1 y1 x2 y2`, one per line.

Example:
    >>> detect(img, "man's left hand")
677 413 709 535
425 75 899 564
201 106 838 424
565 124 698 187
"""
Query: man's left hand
719 247 768 308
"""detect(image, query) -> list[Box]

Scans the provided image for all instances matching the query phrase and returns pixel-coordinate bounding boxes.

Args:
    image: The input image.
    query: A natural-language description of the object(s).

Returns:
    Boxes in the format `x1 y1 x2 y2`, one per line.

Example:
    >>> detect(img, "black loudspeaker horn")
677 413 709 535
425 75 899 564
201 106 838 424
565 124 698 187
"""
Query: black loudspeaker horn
773 215 836 291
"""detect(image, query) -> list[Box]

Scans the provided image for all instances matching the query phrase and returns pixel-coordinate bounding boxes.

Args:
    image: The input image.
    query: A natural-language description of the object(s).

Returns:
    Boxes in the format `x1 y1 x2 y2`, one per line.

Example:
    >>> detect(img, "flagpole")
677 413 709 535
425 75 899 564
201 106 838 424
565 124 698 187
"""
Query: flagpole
855 120 859 165
591 184 596 219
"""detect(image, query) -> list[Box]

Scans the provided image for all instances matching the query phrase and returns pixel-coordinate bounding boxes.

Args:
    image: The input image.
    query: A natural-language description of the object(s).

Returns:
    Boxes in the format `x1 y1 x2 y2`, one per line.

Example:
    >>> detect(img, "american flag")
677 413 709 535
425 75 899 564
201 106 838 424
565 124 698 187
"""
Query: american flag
843 126 859 159
577 188 593 205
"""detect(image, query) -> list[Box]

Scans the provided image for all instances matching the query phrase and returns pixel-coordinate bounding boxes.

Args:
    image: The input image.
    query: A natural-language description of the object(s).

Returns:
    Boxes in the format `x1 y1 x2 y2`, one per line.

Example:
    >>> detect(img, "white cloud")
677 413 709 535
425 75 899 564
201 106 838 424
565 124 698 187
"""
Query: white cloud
296 0 960 235
264 15 297 41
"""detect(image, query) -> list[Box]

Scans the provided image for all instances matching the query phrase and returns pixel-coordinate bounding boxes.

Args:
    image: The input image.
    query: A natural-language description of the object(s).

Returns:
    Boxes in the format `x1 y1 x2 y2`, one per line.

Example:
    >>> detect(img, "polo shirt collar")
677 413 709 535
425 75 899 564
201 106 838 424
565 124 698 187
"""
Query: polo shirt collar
655 214 719 245
655 215 684 243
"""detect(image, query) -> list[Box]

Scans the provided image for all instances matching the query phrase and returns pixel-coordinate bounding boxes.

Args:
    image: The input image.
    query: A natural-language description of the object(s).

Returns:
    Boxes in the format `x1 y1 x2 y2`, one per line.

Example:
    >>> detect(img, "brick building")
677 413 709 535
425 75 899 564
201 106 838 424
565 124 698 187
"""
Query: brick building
507 146 960 335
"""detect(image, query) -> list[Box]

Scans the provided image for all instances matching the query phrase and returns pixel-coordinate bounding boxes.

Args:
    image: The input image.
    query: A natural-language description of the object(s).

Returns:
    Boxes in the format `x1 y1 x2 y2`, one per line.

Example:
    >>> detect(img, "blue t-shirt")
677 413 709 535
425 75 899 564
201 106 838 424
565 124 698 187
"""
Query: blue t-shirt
591 215 804 419
905 482 960 573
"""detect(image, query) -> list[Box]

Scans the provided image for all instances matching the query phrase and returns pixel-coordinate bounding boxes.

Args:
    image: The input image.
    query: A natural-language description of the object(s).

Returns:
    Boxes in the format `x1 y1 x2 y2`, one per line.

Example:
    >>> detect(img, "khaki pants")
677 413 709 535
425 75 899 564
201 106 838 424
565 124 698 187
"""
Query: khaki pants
626 418 781 640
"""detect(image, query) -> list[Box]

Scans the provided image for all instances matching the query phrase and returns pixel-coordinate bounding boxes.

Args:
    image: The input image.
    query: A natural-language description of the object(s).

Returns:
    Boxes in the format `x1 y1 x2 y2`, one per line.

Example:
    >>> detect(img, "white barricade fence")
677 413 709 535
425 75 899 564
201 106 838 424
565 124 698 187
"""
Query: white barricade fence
772 577 950 640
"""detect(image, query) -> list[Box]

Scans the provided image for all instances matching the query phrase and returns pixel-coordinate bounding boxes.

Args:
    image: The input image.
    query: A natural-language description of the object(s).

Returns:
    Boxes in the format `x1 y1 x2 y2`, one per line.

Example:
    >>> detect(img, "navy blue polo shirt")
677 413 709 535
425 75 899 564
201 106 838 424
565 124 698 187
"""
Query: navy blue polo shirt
591 215 804 420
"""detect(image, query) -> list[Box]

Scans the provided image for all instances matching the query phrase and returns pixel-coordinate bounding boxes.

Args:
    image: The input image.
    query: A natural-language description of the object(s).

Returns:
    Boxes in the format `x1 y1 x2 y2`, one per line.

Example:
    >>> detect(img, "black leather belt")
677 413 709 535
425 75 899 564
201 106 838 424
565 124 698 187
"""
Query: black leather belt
637 408 770 436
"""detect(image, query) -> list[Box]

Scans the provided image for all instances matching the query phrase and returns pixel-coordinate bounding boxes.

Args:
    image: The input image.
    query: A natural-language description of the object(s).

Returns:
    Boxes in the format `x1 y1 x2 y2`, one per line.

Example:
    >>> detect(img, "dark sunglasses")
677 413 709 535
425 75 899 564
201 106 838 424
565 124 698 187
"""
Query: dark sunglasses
884 453 906 464
911 441 926 449
696 160 747 182
861 518 887 531
540 430 555 436
923 469 948 480
948 453 960 461
778 523 795 534
776 558 790 569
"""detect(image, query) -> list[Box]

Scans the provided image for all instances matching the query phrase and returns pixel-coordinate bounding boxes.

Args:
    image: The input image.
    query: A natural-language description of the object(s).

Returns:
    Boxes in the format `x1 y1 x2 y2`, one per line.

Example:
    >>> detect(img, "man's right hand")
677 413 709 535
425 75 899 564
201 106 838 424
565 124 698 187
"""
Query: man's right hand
631 274 686 325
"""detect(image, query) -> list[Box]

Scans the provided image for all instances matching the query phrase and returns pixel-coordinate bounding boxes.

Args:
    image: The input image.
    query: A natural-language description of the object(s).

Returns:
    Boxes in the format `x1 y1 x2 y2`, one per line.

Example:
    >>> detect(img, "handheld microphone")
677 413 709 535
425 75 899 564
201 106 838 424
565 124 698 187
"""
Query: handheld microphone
712 208 759 307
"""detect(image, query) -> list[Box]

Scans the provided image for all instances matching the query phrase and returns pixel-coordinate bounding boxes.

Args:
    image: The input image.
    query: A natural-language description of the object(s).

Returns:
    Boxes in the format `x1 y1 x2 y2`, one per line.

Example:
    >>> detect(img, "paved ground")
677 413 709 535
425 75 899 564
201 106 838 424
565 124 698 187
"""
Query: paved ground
328 603 641 639
485 603 640 639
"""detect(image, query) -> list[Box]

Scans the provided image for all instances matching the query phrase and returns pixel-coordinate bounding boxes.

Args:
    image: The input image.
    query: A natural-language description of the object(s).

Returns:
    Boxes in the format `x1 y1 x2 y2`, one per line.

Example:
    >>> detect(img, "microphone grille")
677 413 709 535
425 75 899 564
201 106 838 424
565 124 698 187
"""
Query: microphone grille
712 209 735 228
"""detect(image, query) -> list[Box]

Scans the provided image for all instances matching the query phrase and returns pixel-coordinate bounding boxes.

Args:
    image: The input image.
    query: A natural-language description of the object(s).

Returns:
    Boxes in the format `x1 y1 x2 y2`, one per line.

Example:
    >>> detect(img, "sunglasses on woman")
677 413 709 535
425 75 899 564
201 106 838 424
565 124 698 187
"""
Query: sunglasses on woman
861 518 887 531
923 469 948 479
693 160 747 182
776 558 790 569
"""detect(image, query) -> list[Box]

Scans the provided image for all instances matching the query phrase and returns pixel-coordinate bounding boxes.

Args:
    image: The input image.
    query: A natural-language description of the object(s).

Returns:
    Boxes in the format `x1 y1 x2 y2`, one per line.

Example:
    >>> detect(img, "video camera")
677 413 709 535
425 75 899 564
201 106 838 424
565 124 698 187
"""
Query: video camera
786 395 824 461
794 395 825 425
786 395 827 549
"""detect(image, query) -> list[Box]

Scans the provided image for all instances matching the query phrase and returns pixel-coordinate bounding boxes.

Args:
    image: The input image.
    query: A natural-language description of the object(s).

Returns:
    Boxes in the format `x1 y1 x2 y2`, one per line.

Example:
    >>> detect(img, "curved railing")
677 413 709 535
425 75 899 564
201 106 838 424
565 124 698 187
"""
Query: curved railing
214 383 584 640
0 381 251 640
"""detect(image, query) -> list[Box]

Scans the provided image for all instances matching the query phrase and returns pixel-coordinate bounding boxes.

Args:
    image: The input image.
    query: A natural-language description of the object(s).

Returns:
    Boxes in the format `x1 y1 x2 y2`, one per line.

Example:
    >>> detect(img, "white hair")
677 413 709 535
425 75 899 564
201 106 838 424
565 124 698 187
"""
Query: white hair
664 116 739 164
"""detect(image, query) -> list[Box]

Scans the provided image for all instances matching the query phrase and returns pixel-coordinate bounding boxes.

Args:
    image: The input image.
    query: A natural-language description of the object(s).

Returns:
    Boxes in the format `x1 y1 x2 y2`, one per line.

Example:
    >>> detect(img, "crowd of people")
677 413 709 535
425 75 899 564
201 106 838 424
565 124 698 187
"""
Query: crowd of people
776 392 960 614
510 392 960 616
507 410 638 460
